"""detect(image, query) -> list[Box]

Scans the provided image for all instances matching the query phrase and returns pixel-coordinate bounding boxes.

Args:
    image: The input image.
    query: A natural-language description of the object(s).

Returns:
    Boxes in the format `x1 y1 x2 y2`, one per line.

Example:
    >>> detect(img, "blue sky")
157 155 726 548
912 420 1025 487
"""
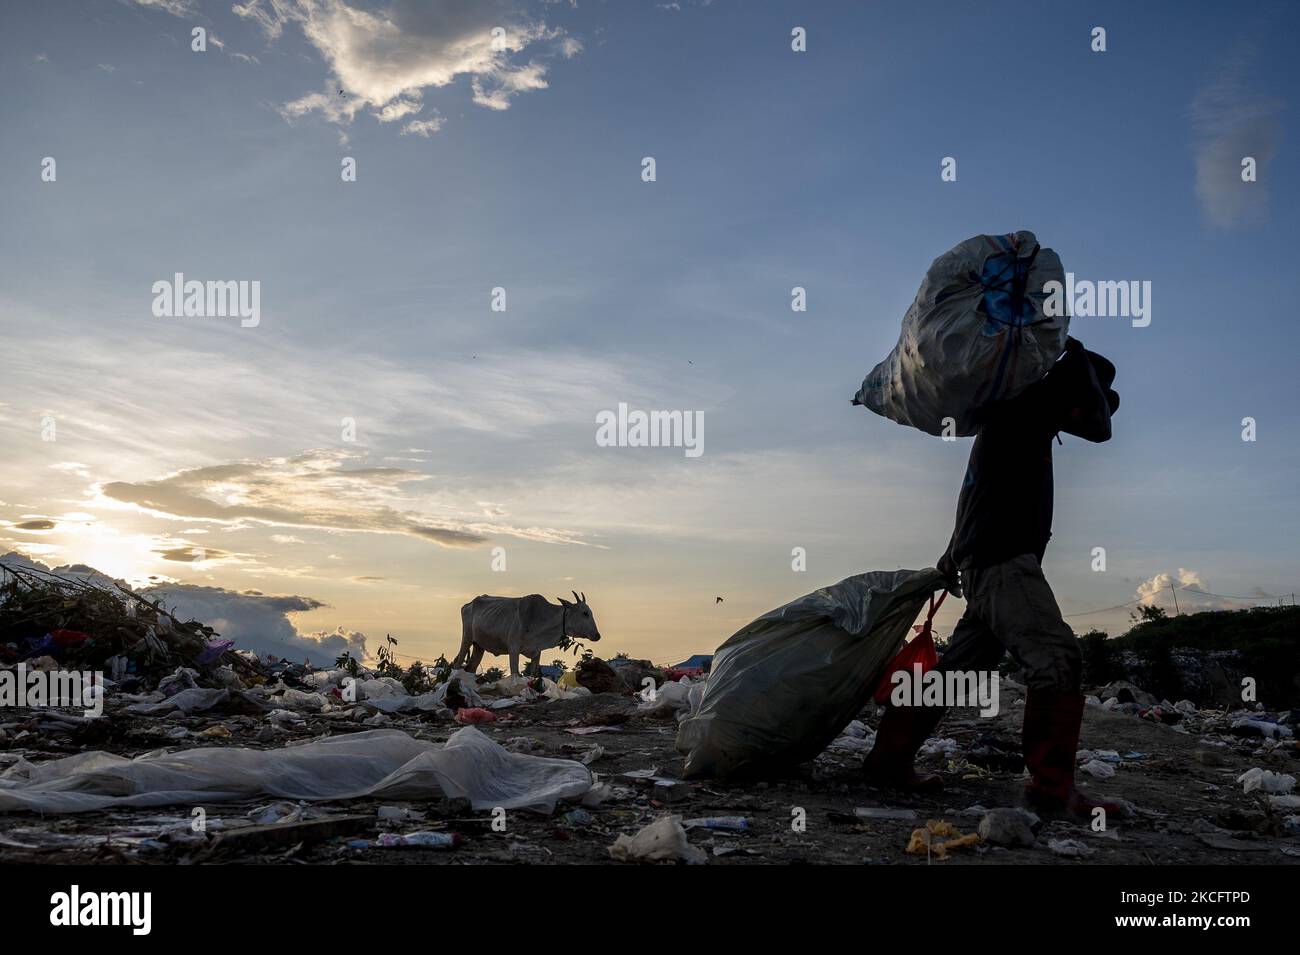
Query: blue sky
0 0 1296 666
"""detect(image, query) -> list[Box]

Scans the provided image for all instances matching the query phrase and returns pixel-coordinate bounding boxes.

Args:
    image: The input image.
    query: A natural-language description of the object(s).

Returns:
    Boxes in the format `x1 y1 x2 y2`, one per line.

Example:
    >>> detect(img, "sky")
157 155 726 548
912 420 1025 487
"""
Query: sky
0 0 1296 667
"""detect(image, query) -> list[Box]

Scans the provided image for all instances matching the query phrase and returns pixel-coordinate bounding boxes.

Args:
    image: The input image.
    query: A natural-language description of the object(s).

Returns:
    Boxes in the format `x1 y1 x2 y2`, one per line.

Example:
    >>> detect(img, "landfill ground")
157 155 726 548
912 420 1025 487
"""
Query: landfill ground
2 677 1297 865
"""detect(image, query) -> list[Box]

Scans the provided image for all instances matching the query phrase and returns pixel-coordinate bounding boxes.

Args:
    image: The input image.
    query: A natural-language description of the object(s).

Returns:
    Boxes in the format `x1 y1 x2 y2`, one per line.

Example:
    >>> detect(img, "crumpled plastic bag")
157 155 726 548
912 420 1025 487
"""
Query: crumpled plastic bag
854 231 1068 436
1238 768 1296 795
357 677 407 701
125 687 230 716
0 727 592 815
607 815 706 864
637 678 700 718
676 568 945 778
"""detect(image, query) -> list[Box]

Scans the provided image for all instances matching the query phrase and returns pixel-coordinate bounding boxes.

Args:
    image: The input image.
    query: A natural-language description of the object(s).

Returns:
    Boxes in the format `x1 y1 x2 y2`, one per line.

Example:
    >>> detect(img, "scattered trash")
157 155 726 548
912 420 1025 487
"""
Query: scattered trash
918 738 959 759
1231 719 1293 740
208 814 375 853
376 805 426 824
375 831 460 849
713 844 759 857
1046 838 1095 859
854 807 917 821
637 678 698 718
607 815 707 864
905 820 981 859
966 733 1024 772
1099 681 1158 708
247 802 317 826
682 816 748 831
1080 759 1116 779
1237 768 1296 795
1197 832 1272 853
455 707 497 724
977 808 1040 847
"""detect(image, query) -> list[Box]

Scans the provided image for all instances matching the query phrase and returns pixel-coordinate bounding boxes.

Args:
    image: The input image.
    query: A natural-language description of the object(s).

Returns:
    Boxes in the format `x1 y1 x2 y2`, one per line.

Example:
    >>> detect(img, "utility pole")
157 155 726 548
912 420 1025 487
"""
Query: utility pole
1169 582 1180 616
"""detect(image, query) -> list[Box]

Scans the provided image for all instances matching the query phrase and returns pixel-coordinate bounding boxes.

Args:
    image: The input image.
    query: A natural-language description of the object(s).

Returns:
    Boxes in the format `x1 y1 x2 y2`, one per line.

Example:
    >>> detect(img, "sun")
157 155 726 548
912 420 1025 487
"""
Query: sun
47 522 167 588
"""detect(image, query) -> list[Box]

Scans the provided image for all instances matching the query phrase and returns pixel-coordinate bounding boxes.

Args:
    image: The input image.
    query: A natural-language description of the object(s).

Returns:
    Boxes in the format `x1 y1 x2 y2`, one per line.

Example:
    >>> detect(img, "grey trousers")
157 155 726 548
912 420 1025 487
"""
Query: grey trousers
936 554 1082 693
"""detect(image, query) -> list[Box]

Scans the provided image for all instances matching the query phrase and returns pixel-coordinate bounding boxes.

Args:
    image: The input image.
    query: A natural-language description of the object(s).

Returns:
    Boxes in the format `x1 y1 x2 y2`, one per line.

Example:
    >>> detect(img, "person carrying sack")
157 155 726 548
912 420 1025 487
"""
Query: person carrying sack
862 337 1122 819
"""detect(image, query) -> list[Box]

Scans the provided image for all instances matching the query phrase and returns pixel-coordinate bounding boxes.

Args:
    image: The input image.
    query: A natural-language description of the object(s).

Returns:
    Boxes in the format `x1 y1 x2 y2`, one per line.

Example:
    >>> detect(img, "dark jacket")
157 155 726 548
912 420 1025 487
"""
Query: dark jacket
946 381 1058 570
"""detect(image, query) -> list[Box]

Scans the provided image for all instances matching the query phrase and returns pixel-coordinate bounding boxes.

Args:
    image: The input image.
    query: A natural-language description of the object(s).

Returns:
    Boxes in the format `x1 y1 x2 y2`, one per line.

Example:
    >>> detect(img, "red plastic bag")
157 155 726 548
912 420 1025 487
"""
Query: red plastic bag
49 629 90 648
873 591 945 703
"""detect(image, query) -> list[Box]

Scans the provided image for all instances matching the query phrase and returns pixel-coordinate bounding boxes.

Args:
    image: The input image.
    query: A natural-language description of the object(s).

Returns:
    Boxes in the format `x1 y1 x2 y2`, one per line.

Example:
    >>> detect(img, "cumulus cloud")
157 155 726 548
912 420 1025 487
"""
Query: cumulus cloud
97 449 587 547
1189 36 1283 229
1135 569 1251 612
143 583 367 665
0 551 115 588
232 0 579 136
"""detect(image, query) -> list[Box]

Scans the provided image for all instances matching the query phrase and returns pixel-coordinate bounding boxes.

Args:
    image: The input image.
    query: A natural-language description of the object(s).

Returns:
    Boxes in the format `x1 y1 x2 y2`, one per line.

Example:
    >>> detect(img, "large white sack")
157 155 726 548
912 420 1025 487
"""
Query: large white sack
854 231 1068 436
676 568 944 779
0 727 592 815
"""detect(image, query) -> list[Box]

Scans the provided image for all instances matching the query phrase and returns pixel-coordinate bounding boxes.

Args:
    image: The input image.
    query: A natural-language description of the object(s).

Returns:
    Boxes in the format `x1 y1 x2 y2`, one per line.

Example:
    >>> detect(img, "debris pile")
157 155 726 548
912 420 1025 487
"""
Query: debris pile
0 563 262 686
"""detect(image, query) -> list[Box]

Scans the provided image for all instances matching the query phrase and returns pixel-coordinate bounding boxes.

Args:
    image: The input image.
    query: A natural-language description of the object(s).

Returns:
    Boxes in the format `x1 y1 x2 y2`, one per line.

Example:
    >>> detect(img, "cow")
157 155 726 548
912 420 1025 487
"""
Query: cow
453 591 601 678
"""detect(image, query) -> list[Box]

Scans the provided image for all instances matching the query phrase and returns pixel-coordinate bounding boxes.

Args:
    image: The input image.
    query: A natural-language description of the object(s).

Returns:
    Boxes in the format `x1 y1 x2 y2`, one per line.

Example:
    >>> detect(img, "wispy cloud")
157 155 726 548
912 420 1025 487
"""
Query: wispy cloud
401 116 446 138
127 0 199 16
97 449 588 547
1189 35 1284 229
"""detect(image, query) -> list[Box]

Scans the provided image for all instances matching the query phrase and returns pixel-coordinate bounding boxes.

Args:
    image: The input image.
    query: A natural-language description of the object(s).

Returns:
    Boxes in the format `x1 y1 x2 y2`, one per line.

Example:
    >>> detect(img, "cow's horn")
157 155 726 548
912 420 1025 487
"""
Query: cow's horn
580 591 586 603
572 590 581 604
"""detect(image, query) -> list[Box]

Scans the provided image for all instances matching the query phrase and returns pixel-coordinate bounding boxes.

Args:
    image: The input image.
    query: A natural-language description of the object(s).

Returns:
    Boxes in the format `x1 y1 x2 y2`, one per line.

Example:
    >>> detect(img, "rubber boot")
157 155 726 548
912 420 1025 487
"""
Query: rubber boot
861 703 947 792
1022 688 1122 818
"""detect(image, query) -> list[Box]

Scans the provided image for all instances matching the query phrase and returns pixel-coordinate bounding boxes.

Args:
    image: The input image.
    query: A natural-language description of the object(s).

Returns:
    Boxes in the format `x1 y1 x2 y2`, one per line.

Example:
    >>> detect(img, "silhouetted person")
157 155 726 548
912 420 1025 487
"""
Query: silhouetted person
863 337 1121 818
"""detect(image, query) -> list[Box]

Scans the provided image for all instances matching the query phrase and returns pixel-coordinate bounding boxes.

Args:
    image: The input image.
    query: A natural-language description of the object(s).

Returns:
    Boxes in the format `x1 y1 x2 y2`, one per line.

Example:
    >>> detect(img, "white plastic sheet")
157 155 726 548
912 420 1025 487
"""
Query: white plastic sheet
676 568 944 779
0 727 592 814
855 231 1068 436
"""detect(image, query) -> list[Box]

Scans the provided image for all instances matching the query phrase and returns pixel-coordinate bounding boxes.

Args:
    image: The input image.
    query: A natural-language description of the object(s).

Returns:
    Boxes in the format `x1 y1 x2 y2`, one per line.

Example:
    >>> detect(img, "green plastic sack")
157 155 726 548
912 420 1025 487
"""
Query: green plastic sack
676 568 944 779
